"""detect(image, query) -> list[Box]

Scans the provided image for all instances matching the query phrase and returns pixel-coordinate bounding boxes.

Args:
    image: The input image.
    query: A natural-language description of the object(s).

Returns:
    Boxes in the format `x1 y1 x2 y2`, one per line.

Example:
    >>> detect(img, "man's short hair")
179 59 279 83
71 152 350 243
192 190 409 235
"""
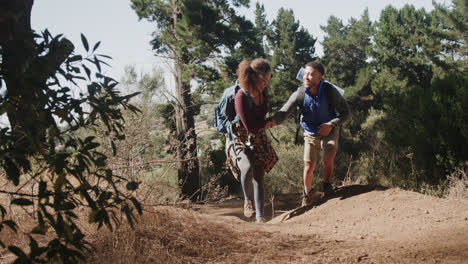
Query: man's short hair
305 61 325 76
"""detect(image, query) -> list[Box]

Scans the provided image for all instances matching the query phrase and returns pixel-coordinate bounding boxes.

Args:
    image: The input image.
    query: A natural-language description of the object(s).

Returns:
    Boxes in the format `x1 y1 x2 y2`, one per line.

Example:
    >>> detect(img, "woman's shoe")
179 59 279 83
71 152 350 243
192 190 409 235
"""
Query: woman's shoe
256 217 267 223
244 200 255 218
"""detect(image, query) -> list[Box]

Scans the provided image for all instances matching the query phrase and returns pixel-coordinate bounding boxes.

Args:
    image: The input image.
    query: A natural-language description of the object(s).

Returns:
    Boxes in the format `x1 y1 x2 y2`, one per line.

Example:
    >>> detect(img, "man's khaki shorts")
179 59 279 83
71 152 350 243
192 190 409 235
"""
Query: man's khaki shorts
303 127 340 162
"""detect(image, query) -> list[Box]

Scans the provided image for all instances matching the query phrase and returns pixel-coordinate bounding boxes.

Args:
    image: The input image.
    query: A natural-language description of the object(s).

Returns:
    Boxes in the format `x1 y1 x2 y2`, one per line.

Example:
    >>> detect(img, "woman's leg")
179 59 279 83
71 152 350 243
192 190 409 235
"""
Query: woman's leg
237 150 254 201
252 165 265 220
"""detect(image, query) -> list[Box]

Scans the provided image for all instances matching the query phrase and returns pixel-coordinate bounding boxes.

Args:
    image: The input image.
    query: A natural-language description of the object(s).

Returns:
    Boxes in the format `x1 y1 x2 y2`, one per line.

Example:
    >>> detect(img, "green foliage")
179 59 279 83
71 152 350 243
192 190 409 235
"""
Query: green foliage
322 2 468 192
371 4 435 87
131 0 256 199
264 121 304 194
0 28 141 263
267 8 316 109
265 141 303 195
321 9 372 88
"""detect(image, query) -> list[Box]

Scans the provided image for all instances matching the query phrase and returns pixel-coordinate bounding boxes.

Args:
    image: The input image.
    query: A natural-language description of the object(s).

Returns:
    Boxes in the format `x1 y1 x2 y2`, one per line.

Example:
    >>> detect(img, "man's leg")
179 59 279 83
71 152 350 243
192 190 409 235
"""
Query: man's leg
322 145 337 183
302 134 321 206
321 127 340 194
303 160 317 193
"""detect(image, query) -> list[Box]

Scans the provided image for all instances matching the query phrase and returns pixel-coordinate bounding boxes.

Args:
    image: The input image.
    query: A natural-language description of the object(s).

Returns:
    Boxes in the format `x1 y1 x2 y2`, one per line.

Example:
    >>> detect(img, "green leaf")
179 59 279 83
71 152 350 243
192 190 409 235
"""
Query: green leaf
0 204 6 218
111 141 116 156
80 33 89 52
97 54 112 59
11 198 34 206
8 245 27 258
67 55 82 63
82 64 91 80
88 210 98 224
5 159 20 186
94 55 101 73
2 220 17 232
126 181 139 191
130 197 142 215
31 224 49 235
92 41 101 52
122 205 134 228
54 173 66 191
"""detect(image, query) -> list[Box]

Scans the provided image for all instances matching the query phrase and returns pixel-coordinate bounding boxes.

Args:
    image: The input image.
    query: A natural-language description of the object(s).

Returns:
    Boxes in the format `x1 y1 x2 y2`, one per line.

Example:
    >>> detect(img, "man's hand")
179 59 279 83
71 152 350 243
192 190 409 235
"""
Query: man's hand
318 122 333 136
264 119 277 129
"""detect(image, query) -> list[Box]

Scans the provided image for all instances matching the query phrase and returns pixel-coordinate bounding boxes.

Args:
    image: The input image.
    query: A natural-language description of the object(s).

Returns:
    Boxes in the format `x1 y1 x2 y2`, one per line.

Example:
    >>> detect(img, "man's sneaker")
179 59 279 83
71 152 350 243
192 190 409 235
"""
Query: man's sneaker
256 217 267 223
323 182 334 195
301 190 314 207
244 200 255 218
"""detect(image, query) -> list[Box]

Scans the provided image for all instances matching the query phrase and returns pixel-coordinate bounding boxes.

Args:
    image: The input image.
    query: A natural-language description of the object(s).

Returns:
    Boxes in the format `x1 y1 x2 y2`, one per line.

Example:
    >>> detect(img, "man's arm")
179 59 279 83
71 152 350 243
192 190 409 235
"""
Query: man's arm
328 84 350 127
270 89 302 125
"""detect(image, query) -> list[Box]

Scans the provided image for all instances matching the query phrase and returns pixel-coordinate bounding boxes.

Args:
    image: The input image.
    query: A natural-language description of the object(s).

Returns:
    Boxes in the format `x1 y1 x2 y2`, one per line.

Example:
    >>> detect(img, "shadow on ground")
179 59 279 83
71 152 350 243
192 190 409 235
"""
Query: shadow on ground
195 184 387 223
273 184 388 222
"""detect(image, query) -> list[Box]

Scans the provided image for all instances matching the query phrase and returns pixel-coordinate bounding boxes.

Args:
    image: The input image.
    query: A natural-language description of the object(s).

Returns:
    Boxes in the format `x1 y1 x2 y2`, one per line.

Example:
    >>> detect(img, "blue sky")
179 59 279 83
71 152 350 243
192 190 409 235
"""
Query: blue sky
31 0 447 82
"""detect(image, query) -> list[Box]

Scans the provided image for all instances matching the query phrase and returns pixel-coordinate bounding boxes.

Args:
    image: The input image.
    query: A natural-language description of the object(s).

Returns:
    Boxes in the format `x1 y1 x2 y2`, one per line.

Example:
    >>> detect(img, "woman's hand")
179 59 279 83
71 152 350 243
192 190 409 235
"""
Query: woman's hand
264 119 277 129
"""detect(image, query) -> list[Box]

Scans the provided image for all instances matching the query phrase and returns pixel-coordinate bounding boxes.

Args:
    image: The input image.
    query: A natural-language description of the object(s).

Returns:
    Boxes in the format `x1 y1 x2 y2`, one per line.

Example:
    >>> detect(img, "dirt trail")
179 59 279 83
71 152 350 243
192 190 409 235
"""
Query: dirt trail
2 185 467 263
194 185 468 263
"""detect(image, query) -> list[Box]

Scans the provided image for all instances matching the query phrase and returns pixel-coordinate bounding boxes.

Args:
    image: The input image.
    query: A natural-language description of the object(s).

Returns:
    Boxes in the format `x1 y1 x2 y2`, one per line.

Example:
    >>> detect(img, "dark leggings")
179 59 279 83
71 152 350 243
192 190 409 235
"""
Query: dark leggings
235 149 265 220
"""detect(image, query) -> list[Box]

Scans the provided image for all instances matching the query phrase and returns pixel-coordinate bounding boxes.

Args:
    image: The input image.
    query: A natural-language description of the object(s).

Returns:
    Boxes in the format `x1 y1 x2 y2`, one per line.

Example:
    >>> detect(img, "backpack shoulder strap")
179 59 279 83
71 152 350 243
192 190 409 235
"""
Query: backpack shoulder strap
323 81 334 105
239 87 254 108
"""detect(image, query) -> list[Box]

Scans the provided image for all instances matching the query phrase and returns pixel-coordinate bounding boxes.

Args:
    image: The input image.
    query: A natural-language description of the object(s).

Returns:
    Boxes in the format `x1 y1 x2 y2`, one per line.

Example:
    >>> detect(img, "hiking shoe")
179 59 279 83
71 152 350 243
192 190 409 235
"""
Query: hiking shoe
323 182 334 195
244 200 255 218
301 190 314 207
256 217 267 223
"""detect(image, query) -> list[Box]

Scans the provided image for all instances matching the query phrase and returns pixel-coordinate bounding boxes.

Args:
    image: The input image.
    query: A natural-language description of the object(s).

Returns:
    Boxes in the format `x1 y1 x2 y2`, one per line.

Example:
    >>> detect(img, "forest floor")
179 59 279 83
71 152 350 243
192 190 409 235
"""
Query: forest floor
88 185 468 263
2 185 468 263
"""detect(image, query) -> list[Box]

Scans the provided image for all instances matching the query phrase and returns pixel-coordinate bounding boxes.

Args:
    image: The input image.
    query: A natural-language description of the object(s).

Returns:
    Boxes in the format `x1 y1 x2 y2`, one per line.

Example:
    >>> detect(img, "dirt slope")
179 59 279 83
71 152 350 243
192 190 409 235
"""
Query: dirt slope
195 185 468 263
2 185 467 263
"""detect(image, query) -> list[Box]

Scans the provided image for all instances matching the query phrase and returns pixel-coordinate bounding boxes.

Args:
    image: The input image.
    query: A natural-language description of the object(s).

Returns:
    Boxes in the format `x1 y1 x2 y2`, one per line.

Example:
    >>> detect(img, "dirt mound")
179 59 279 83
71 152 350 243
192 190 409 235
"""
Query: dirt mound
195 185 468 263
3 185 467 263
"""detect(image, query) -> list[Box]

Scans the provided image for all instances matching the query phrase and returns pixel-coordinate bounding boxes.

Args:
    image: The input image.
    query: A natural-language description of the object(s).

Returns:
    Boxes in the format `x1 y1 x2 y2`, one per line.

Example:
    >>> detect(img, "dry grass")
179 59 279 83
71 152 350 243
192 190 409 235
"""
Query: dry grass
444 167 468 200
86 206 315 264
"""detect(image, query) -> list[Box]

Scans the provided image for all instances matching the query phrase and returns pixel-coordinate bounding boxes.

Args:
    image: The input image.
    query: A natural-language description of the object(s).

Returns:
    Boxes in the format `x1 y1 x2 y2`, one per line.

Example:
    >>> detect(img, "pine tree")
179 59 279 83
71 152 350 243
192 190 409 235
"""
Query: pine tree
131 0 252 199
267 8 316 110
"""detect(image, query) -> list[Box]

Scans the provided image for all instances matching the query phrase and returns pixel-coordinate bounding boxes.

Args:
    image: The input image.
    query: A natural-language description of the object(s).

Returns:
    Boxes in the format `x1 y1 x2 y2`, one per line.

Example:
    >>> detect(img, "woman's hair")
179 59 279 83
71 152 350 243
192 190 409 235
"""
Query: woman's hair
236 58 270 96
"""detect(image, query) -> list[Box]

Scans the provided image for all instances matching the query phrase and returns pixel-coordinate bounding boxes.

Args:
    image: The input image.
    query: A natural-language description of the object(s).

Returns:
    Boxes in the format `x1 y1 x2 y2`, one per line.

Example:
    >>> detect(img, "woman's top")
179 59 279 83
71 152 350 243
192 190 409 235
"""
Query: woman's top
234 88 269 133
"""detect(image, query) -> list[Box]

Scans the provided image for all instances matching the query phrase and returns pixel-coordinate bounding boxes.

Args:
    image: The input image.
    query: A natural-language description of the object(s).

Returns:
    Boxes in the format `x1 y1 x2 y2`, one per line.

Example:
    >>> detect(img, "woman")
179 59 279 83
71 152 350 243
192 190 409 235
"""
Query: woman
227 58 278 223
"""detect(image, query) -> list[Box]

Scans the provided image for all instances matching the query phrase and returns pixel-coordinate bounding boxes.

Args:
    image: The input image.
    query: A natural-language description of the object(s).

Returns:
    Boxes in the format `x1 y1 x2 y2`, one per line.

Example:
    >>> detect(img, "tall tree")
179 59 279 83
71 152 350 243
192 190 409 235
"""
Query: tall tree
372 5 436 89
432 0 468 72
321 9 372 89
221 3 265 84
268 8 316 110
266 8 316 144
320 10 374 145
254 2 268 56
131 0 252 200
366 3 468 183
0 1 141 262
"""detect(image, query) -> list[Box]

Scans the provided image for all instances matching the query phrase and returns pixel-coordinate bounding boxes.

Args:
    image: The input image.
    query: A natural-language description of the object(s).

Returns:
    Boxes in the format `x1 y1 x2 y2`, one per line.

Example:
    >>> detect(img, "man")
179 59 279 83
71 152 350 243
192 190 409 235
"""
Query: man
271 61 350 206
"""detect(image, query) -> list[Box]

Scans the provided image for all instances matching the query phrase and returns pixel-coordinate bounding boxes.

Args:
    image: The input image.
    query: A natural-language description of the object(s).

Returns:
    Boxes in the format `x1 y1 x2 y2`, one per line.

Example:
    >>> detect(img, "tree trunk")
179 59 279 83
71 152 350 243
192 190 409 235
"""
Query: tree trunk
170 0 200 201
0 0 39 157
1 0 74 158
173 60 200 201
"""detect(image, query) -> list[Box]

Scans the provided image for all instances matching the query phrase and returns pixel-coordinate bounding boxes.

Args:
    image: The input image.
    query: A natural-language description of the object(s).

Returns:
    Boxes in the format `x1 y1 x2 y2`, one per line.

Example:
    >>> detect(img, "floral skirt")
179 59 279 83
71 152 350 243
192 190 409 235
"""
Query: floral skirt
226 123 278 180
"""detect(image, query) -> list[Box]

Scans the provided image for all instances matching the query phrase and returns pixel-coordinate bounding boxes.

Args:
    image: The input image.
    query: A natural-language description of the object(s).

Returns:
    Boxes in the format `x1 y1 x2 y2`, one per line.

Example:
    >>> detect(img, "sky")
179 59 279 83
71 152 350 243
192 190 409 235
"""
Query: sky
31 0 449 82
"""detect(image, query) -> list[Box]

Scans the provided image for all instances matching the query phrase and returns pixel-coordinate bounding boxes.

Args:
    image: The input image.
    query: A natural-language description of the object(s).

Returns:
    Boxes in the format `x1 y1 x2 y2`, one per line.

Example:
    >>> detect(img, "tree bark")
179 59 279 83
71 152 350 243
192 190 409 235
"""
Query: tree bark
0 0 38 155
1 0 74 157
171 0 200 201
